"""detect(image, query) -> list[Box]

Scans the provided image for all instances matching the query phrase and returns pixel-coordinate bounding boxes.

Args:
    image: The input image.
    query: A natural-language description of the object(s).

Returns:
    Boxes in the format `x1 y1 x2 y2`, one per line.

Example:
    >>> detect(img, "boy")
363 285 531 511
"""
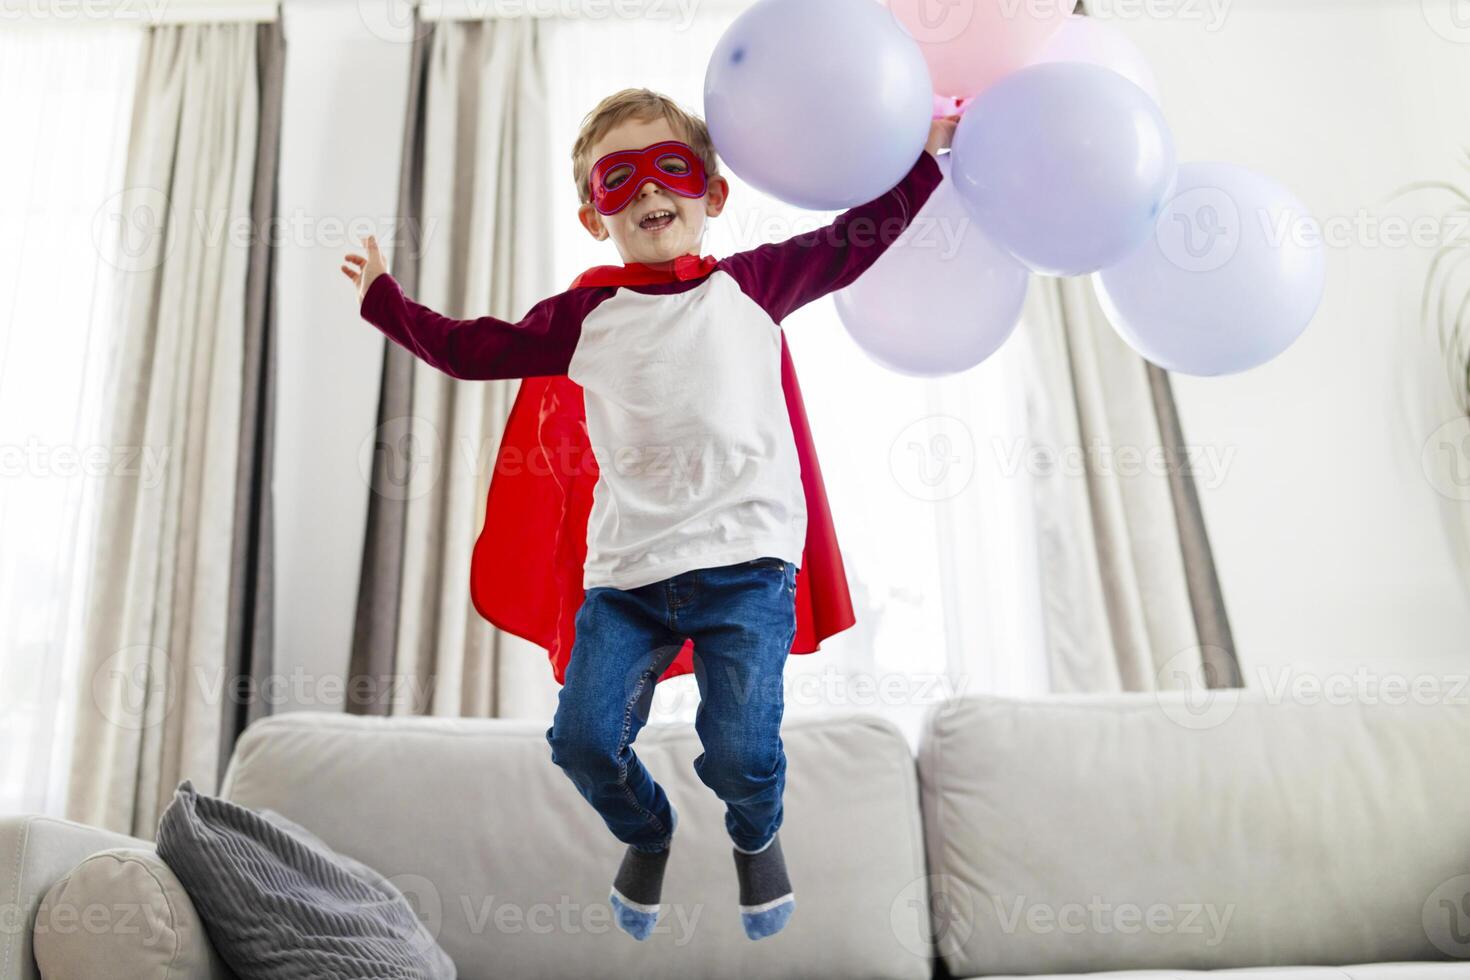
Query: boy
344 89 951 943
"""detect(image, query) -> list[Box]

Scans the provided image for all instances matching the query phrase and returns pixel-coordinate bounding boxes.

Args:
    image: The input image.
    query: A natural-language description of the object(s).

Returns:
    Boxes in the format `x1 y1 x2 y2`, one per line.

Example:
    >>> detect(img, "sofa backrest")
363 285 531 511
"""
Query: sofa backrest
916 690 1470 976
220 709 932 980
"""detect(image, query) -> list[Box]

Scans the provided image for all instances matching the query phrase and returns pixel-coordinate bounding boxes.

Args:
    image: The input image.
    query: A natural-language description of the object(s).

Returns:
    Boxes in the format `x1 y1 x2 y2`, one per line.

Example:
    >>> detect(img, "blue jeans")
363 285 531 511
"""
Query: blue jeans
545 556 798 854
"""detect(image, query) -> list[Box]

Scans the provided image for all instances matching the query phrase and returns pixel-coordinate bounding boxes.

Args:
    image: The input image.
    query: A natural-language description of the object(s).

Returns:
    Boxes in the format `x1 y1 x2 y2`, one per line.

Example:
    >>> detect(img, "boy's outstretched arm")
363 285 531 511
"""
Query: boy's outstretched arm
343 234 577 381
718 118 956 325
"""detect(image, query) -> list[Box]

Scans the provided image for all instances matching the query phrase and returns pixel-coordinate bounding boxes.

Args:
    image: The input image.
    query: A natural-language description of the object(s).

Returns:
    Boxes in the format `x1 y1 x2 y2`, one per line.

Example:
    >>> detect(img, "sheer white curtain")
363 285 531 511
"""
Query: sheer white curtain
0 24 142 817
541 13 1047 749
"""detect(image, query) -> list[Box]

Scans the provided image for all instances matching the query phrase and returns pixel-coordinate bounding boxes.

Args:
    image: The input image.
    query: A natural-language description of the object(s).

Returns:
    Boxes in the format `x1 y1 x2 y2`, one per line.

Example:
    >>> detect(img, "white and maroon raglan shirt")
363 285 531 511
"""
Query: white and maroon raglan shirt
359 148 943 683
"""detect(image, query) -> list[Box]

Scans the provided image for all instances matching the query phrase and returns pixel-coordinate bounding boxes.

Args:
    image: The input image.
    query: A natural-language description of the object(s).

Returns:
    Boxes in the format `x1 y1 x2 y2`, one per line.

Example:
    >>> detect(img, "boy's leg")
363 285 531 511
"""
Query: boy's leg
546 584 684 852
681 557 798 939
545 583 685 941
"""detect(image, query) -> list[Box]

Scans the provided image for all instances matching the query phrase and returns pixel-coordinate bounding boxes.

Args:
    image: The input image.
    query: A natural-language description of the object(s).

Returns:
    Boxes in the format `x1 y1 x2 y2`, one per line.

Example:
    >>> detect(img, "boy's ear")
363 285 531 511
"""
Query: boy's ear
704 175 729 218
577 202 610 241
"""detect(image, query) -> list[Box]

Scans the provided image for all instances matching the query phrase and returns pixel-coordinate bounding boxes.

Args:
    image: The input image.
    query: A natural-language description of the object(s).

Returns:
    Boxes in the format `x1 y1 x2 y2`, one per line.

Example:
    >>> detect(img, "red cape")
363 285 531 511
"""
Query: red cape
469 254 855 686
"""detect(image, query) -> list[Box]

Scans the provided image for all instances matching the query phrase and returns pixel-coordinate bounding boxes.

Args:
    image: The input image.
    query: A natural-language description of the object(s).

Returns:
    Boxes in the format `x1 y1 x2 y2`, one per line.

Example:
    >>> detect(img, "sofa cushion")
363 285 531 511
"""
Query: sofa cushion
31 847 230 980
917 692 1470 976
155 778 455 979
218 709 932 980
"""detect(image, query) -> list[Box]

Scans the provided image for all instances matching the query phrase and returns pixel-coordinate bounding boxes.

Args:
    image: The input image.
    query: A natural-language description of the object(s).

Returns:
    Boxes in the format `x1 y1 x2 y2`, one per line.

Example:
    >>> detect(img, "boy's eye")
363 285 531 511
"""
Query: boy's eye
656 155 689 175
602 163 634 189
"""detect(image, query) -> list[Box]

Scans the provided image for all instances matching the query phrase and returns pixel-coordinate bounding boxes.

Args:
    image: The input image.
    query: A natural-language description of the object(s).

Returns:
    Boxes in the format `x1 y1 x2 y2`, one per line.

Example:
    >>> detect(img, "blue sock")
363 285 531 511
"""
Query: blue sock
609 842 670 941
733 831 795 940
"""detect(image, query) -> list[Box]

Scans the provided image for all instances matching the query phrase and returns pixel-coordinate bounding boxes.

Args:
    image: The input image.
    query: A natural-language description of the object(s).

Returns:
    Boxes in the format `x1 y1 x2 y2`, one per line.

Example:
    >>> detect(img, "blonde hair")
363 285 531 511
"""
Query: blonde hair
572 88 719 205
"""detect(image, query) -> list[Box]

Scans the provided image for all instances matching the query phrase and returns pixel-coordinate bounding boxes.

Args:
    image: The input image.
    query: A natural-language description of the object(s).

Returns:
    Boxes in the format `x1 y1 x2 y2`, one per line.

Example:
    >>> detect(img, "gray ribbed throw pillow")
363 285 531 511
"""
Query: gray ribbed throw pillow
156 779 456 979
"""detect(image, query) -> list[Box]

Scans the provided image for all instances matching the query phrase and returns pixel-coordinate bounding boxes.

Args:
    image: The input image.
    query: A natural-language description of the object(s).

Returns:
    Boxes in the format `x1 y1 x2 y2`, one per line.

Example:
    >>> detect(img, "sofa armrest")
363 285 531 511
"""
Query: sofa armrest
0 815 154 980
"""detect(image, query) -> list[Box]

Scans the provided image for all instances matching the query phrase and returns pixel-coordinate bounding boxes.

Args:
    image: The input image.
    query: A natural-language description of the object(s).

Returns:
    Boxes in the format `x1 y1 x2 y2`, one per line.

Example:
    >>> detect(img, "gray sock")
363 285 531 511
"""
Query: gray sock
609 843 670 941
732 832 795 940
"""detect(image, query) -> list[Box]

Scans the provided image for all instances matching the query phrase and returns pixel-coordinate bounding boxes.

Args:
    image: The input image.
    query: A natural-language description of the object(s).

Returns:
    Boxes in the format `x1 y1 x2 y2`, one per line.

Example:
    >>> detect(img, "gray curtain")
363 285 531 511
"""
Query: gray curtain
1024 272 1241 693
66 21 280 838
349 15 559 721
219 18 286 784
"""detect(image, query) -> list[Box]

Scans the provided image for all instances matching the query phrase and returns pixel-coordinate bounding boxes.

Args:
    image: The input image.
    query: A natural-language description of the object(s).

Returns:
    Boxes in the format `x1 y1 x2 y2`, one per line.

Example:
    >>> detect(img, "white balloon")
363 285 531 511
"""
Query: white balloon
833 155 1030 377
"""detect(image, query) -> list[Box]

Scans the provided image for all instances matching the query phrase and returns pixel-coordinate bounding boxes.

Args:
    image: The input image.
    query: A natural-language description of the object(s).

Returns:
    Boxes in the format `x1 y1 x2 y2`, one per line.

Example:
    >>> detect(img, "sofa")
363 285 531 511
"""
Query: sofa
3 690 1469 979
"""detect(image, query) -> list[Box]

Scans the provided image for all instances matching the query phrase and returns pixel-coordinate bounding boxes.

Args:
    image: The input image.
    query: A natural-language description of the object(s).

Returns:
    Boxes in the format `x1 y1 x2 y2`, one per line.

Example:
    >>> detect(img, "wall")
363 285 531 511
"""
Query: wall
269 0 1470 708
1117 0 1470 686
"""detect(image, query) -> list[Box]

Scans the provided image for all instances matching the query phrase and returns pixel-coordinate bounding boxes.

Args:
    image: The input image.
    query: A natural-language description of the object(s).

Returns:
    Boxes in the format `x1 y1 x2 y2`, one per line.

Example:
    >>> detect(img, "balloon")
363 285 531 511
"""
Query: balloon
1027 14 1161 105
887 0 1068 99
833 154 1030 377
1092 162 1326 376
949 62 1177 276
704 0 931 210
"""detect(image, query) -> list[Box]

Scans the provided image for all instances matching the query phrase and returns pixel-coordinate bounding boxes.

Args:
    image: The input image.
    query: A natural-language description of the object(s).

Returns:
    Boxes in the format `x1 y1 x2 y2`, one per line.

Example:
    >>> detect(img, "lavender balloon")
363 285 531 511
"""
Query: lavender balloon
703 0 932 210
833 154 1030 377
1092 162 1326 376
949 62 1177 276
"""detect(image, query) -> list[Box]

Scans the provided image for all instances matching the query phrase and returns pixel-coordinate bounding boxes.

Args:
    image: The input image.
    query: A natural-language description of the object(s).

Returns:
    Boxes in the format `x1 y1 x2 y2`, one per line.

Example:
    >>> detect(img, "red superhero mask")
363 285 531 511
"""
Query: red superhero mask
588 140 708 216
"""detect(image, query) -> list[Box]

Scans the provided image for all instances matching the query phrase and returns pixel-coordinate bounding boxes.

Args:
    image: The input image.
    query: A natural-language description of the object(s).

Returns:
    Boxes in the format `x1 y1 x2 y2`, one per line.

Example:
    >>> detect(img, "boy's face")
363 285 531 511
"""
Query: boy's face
579 115 728 266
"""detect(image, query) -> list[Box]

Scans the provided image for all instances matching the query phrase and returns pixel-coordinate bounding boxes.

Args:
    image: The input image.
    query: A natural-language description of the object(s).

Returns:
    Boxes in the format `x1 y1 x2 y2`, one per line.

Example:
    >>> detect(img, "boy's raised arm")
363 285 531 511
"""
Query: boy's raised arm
345 235 579 381
358 272 578 381
718 147 945 325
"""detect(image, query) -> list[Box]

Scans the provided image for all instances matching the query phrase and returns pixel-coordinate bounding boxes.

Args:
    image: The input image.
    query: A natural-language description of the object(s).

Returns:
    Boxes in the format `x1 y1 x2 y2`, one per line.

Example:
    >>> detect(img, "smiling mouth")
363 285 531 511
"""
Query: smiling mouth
639 209 675 232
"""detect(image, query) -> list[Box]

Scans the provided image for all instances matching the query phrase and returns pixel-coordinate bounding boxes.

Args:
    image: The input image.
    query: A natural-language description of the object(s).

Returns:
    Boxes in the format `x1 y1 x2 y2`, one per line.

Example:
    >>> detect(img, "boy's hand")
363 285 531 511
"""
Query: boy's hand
342 234 388 305
926 114 960 157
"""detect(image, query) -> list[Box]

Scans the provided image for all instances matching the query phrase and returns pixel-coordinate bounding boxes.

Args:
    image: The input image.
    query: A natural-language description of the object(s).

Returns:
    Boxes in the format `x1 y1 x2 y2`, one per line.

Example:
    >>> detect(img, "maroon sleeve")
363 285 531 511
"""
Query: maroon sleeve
358 273 582 380
717 149 944 324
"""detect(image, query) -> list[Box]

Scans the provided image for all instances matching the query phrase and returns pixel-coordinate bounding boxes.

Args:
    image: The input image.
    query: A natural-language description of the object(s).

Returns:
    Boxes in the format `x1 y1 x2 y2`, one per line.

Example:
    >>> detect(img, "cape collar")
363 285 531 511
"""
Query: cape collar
569 253 719 290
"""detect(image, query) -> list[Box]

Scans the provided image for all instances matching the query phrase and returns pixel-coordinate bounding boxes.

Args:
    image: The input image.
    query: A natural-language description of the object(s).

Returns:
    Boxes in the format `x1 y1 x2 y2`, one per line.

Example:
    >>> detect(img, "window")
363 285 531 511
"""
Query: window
0 23 141 816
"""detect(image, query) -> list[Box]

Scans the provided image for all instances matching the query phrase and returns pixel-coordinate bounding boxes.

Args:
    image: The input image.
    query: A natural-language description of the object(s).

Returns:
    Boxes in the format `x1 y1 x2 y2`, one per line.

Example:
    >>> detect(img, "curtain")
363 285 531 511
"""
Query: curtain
0 24 142 818
348 14 559 721
220 18 286 784
1023 274 1241 692
64 22 282 839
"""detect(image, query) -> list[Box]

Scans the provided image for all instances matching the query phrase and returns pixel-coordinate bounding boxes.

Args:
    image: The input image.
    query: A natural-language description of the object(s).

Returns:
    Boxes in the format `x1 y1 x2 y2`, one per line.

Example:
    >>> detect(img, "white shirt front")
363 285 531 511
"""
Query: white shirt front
567 270 808 590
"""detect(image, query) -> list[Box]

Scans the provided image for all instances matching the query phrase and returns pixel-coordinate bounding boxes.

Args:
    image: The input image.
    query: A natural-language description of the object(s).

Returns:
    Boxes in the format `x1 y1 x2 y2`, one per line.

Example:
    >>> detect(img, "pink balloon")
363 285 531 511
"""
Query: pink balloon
888 0 1069 99
1027 15 1161 104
